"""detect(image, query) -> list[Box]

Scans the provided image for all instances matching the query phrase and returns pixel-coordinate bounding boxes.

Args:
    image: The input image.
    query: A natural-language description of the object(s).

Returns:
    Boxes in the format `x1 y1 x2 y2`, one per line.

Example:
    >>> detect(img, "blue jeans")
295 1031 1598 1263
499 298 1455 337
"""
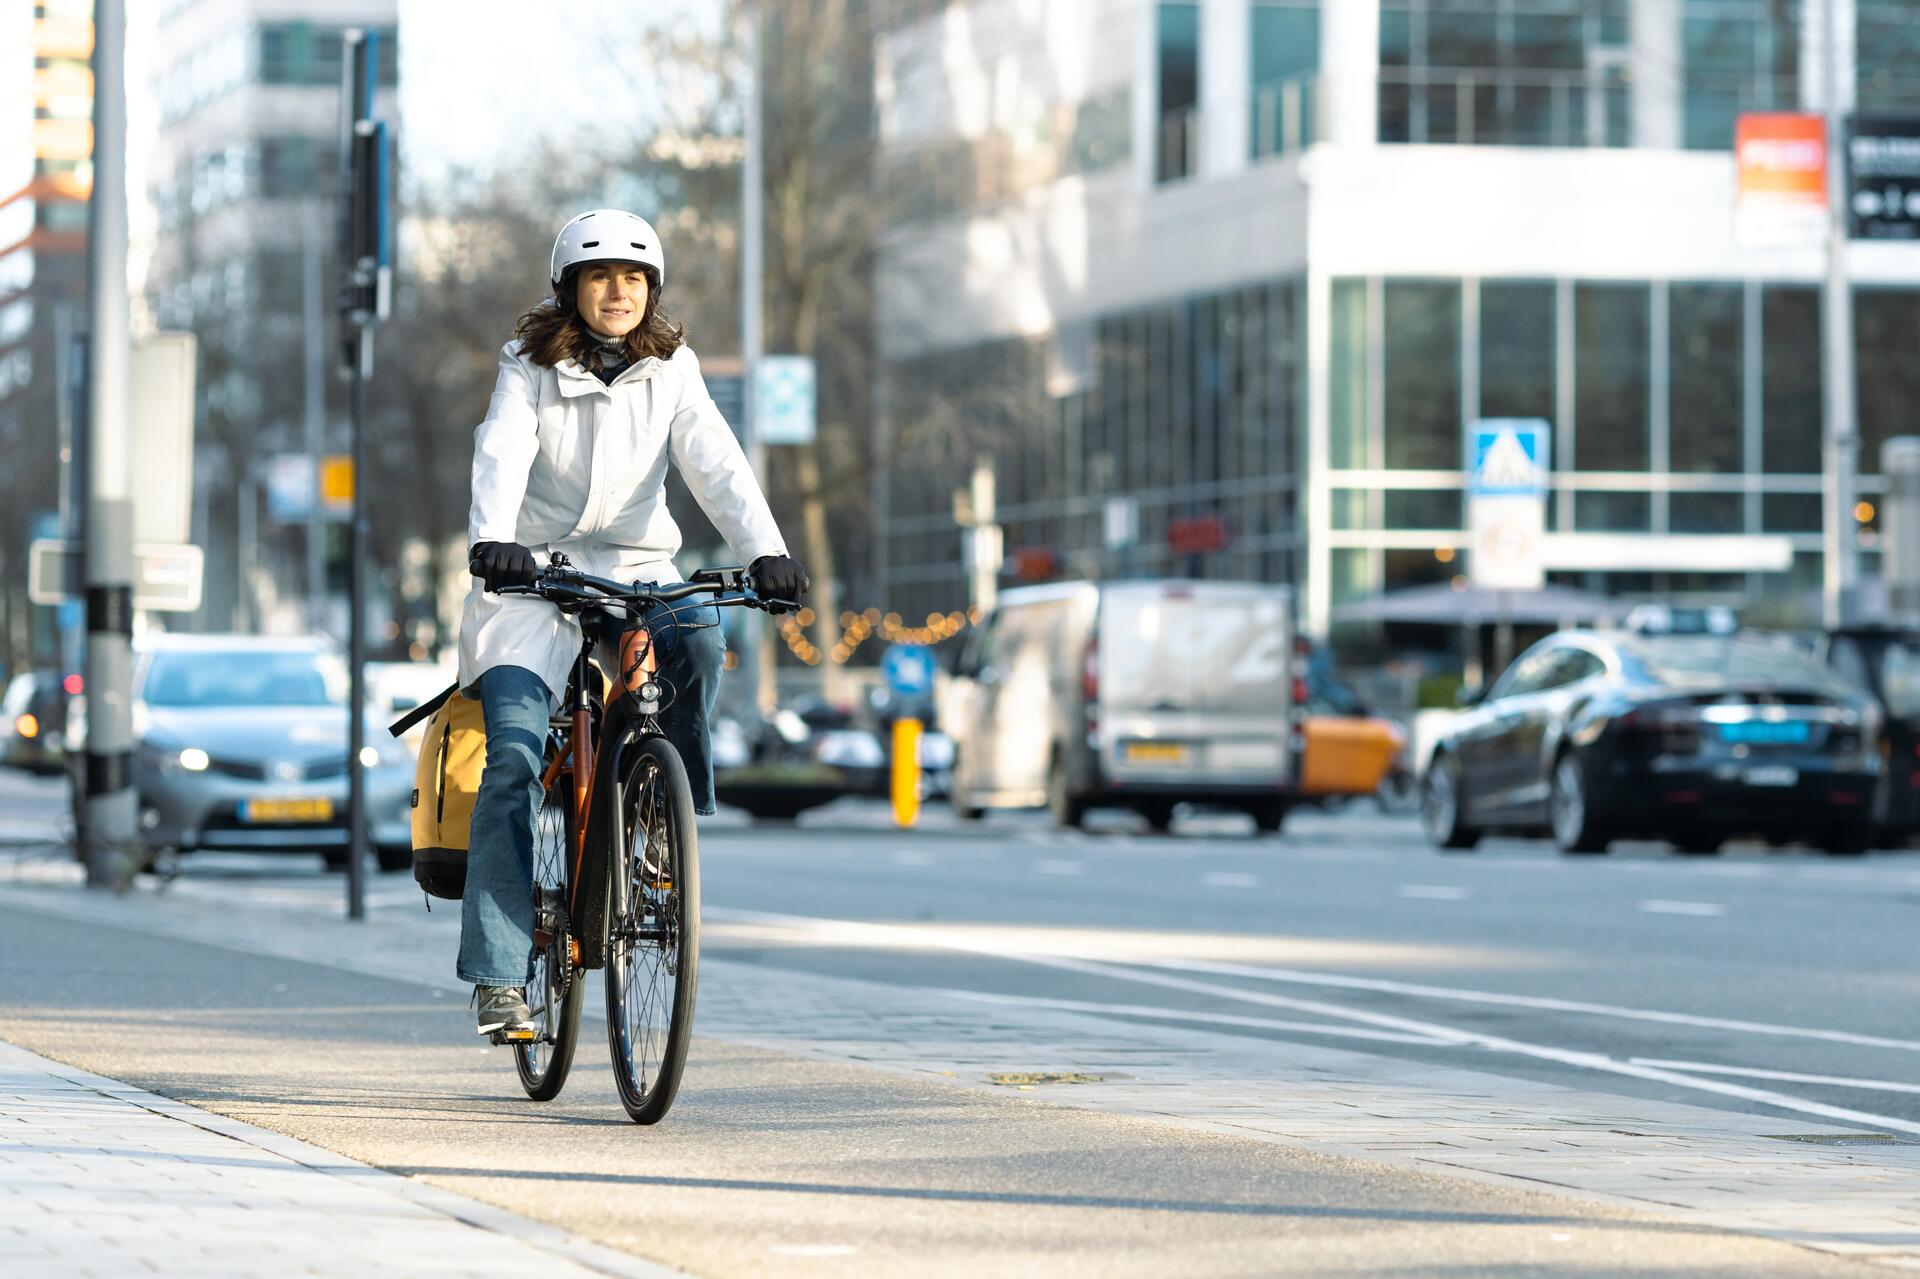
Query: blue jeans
456 603 725 987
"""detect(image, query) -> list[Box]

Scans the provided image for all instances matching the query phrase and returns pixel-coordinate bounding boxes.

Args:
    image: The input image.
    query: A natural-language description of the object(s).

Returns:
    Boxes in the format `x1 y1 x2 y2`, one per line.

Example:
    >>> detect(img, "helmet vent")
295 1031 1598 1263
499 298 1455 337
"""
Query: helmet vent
580 239 600 248
631 241 646 249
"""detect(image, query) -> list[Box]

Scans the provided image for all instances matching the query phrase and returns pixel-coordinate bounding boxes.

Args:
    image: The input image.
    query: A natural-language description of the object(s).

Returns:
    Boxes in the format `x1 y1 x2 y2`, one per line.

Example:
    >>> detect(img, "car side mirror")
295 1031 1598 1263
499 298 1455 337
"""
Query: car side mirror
1456 684 1484 707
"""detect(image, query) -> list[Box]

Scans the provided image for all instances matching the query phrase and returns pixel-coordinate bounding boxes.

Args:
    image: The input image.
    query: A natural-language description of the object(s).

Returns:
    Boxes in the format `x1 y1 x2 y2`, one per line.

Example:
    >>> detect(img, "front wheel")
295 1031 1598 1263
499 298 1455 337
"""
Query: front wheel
605 736 701 1125
1421 753 1480 851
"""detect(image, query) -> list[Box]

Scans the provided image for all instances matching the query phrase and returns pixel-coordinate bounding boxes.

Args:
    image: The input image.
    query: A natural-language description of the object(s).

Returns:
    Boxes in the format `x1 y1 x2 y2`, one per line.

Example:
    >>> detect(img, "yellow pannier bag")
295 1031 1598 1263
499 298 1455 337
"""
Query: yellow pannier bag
393 684 484 900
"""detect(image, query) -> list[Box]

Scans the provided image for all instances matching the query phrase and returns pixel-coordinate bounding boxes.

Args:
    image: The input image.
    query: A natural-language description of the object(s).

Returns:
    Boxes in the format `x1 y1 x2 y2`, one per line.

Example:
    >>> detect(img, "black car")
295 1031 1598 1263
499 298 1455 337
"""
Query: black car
1422 629 1881 855
1820 624 1920 843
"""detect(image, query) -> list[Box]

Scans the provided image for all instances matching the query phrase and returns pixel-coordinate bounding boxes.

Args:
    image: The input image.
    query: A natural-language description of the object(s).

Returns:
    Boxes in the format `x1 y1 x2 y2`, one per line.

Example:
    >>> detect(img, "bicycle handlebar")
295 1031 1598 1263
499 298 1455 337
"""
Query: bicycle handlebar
483 554 800 616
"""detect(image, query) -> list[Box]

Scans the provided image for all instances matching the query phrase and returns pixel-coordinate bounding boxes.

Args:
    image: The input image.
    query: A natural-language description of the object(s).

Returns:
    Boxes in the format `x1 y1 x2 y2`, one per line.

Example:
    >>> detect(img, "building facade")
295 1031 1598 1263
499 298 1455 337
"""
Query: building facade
0 0 93 668
140 0 396 632
872 0 1920 634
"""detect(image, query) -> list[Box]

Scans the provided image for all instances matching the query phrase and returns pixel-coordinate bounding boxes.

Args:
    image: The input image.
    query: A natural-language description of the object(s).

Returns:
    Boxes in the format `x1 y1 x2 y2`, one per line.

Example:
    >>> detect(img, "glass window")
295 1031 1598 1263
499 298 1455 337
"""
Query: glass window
1383 281 1460 469
1575 491 1651 531
1574 283 1650 471
1681 1 1800 151
1480 281 1555 422
1378 0 1630 147
1329 278 1369 469
1250 2 1320 156
1157 4 1200 181
1860 0 1920 115
1669 283 1742 473
1762 287 1821 474
1670 491 1744 534
1856 289 1920 476
1384 489 1462 529
1762 492 1822 532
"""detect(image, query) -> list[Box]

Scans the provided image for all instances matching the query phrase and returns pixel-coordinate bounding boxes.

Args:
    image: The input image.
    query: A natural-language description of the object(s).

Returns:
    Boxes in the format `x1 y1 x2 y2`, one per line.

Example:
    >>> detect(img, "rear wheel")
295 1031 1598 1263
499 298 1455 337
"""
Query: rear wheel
374 844 412 873
1250 802 1288 835
1138 801 1176 833
515 755 582 1102
1670 835 1723 856
1550 753 1611 855
1420 752 1480 851
605 736 700 1125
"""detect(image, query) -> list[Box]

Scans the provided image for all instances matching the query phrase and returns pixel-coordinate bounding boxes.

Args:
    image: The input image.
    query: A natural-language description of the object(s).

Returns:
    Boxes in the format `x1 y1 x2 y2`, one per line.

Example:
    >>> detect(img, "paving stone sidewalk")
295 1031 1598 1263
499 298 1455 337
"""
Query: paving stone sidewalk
0 1039 679 1279
4 860 1919 1270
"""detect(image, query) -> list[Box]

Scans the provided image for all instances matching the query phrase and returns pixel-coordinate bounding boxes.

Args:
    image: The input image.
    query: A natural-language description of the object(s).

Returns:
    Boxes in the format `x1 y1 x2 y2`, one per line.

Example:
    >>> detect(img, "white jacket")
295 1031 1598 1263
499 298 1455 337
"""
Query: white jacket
457 340 787 699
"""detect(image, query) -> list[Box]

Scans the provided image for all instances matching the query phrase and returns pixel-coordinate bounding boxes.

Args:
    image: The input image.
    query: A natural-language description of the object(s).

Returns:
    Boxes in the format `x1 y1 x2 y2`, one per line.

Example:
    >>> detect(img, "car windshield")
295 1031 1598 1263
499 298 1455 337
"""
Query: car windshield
1628 636 1846 694
141 650 346 708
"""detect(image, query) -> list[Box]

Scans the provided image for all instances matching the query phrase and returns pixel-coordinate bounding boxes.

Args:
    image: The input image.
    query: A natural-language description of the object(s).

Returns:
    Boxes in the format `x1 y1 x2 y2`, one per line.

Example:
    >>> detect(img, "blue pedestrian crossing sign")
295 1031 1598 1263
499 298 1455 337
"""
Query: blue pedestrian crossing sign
1467 419 1551 497
882 644 938 698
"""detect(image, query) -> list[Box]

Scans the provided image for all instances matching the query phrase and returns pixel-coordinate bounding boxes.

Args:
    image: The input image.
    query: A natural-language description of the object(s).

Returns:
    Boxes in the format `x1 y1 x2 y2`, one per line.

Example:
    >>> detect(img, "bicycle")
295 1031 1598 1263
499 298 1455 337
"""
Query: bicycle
488 554 793 1124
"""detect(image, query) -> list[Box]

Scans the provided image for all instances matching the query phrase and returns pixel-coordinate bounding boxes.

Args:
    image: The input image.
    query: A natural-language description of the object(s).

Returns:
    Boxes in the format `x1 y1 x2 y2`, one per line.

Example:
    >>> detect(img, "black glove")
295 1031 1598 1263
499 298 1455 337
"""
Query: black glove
749 554 809 602
469 541 538 592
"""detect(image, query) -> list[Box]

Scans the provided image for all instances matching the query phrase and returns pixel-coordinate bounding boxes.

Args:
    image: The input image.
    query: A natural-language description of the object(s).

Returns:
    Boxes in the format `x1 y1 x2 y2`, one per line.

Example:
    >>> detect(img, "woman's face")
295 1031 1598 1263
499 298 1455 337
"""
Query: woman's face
574 261 650 339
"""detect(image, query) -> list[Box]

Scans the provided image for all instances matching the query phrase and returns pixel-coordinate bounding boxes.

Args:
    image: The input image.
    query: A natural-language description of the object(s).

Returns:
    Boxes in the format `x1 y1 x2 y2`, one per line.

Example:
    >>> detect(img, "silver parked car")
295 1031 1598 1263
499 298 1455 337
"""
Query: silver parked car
939 579 1299 831
129 634 414 870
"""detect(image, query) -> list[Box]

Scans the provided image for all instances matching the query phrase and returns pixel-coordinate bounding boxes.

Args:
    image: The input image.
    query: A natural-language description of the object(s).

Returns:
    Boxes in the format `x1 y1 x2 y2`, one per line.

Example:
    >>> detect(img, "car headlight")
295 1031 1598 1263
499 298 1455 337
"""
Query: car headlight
362 738 411 768
178 747 210 772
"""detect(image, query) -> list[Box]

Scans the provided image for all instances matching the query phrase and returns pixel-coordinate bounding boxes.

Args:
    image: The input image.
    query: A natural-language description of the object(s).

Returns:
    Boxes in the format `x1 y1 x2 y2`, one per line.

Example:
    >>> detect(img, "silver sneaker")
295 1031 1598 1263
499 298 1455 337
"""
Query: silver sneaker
474 985 534 1038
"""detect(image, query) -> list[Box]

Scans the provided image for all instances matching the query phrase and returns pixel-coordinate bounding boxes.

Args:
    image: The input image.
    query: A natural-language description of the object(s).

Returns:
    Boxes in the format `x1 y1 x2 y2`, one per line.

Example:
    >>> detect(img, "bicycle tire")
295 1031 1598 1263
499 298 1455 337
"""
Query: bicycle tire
515 750 584 1101
604 735 701 1125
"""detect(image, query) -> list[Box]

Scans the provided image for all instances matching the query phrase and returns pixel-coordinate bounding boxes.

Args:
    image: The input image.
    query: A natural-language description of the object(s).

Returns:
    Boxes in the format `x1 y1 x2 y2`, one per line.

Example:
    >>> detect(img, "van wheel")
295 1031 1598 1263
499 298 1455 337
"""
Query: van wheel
1138 802 1175 833
1251 802 1287 835
375 844 413 873
1048 756 1087 829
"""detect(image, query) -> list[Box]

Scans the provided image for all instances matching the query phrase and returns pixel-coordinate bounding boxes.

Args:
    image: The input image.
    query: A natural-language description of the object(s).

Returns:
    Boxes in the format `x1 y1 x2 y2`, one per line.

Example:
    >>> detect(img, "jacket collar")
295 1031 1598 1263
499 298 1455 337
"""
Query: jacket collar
555 356 665 397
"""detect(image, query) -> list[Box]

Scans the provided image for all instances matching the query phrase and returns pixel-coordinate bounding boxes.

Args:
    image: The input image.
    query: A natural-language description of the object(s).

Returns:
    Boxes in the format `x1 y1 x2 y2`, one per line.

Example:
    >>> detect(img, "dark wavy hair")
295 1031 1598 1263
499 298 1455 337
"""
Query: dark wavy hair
513 263 685 370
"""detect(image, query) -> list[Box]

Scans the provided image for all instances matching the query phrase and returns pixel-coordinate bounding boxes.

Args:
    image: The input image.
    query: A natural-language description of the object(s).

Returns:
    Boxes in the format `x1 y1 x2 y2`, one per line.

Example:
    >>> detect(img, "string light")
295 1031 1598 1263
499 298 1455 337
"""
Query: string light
771 597 979 666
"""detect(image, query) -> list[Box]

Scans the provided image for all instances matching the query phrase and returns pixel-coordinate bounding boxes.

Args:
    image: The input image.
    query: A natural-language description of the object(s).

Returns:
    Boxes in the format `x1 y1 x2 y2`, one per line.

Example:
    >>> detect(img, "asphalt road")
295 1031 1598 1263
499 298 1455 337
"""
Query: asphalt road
696 802 1920 1135
2 766 1916 1275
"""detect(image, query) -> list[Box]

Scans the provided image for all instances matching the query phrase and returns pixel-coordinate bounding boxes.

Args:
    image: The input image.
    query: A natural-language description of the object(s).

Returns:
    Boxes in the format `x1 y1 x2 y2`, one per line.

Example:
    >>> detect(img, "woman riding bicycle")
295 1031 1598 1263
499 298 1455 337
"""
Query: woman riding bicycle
458 208 807 1038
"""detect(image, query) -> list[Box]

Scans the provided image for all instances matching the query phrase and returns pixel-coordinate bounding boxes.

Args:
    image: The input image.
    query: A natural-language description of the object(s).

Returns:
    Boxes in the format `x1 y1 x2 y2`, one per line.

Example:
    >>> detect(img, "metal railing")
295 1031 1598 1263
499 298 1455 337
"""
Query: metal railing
1377 65 1631 149
1252 73 1321 160
1156 106 1200 183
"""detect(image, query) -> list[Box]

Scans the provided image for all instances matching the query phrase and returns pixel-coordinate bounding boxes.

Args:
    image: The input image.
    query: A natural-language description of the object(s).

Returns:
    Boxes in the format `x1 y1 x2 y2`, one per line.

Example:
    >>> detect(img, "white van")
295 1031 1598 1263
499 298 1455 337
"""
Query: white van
939 579 1298 831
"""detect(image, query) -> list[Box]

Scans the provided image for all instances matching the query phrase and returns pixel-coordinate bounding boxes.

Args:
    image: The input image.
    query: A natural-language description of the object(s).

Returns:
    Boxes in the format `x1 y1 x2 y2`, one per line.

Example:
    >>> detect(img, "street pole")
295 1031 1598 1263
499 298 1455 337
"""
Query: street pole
1821 0 1857 629
84 0 134 891
338 32 388 921
739 1 775 714
346 324 369 921
303 201 327 631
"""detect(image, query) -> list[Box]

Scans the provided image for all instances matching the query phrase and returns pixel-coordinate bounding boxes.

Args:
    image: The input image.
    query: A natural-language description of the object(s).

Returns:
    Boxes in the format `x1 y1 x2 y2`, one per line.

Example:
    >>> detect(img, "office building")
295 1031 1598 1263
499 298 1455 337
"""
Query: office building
872 0 1920 634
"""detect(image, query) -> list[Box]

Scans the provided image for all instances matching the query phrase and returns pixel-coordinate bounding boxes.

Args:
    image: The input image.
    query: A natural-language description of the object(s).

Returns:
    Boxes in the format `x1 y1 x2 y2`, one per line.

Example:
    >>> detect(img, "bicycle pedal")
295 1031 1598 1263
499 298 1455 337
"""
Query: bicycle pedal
488 1028 537 1045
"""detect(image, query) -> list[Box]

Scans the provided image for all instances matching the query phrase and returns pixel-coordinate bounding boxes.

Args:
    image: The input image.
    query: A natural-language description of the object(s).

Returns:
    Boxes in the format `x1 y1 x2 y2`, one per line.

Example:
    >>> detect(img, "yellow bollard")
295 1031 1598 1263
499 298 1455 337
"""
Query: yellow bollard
891 717 923 828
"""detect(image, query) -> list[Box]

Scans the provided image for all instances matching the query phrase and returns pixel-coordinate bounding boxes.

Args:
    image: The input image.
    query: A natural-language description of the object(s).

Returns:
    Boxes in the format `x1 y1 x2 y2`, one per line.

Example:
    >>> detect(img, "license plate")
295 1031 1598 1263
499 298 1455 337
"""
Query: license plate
1720 721 1810 745
1124 741 1189 764
242 797 335 823
1743 766 1798 788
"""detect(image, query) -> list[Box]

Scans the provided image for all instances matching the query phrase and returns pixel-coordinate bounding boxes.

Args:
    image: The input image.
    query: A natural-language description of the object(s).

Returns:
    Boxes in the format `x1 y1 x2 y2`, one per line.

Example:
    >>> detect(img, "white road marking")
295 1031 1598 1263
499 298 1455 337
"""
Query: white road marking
1132 957 1920 1055
1035 859 1083 876
1201 871 1259 889
704 907 1920 1137
933 989 1453 1046
1629 1058 1920 1096
1398 884 1469 901
1638 900 1726 917
706 906 1920 1056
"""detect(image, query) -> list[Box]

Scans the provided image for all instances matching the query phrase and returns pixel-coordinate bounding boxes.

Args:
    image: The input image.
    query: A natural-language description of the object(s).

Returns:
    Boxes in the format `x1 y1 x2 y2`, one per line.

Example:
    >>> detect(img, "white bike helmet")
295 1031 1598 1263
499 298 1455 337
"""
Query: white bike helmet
549 208 665 290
